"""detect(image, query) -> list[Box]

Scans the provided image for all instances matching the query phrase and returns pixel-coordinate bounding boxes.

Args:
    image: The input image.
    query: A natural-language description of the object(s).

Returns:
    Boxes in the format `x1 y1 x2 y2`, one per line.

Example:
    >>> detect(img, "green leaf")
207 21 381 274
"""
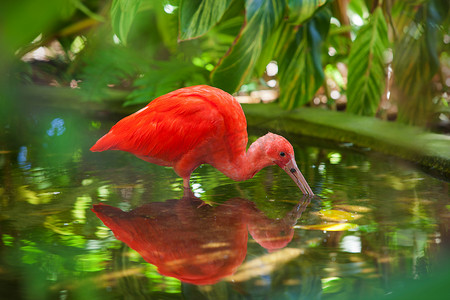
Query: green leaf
278 9 331 109
78 47 140 102
254 20 298 77
287 0 327 25
110 0 142 45
125 60 208 106
211 0 286 93
154 2 179 53
179 0 233 40
0 0 70 51
73 0 104 21
348 0 369 20
253 22 284 77
347 7 389 116
393 0 448 125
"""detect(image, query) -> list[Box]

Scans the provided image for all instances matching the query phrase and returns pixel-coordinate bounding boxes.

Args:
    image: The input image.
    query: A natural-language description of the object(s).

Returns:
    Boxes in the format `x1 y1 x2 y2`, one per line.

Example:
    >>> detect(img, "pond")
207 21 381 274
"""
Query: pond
0 104 449 299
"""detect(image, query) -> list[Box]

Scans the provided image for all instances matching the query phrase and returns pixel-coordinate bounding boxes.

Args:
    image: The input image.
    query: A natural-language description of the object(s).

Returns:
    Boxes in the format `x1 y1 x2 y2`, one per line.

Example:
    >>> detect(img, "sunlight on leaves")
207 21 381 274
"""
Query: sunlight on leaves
2 234 14 247
340 235 362 253
75 252 110 272
328 152 342 164
211 0 285 93
82 179 93 186
348 0 369 20
110 0 142 45
278 9 331 109
347 7 389 116
97 185 111 201
95 226 112 239
20 242 44 264
179 0 233 40
60 235 86 249
144 264 181 293
73 196 92 224
69 35 86 55
322 276 343 294
287 0 327 25
325 64 346 88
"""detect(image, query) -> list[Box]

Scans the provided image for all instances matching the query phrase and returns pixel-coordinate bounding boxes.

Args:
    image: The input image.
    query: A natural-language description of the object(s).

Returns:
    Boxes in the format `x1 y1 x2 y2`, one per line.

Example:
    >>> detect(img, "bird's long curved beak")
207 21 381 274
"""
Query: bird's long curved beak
283 159 314 195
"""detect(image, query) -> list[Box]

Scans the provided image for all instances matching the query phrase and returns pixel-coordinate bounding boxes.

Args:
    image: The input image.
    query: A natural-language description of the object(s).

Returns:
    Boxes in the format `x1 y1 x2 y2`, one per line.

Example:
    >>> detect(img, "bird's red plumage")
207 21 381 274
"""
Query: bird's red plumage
91 85 315 194
91 85 247 176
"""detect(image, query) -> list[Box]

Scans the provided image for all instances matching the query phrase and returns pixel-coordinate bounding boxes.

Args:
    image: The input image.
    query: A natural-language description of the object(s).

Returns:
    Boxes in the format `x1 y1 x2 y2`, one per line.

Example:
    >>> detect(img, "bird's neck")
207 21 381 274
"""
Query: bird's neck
215 137 274 181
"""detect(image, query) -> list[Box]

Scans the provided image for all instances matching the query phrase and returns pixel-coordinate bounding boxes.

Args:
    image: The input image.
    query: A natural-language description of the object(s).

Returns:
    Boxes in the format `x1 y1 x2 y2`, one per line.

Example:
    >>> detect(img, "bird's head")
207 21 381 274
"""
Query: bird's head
263 133 314 195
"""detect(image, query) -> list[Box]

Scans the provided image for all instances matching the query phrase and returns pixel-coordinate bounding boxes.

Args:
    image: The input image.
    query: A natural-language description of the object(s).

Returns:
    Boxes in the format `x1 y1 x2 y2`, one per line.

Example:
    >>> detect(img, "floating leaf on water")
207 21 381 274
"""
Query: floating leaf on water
316 209 362 222
296 223 358 231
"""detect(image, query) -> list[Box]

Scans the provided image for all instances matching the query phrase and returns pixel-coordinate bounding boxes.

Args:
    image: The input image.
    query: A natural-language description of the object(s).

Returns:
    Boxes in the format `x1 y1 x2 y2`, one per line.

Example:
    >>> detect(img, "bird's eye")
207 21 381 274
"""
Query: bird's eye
279 152 285 157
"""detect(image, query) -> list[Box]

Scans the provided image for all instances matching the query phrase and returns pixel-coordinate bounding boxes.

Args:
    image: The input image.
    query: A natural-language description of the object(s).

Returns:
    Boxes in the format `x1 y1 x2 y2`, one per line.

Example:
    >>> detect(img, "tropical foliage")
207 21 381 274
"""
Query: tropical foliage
0 0 449 126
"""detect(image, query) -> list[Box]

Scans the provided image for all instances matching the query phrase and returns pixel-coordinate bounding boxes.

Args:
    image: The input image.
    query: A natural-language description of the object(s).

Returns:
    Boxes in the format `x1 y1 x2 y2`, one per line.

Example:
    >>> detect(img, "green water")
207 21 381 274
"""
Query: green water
0 106 449 299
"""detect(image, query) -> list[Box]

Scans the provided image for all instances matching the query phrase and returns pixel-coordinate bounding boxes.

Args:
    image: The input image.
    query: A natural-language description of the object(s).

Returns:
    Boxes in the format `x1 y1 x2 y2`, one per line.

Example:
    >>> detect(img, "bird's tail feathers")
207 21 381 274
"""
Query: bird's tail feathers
90 132 119 152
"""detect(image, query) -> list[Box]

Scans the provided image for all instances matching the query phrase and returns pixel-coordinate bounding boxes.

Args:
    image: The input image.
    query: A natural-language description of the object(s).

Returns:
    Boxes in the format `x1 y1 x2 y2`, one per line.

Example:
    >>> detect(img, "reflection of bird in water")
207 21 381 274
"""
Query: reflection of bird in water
90 85 314 195
248 200 311 252
91 196 311 285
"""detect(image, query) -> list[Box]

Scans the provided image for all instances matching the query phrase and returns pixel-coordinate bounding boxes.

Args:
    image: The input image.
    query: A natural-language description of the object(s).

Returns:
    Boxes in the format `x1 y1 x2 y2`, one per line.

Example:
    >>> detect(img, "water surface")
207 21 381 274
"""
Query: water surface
0 106 449 299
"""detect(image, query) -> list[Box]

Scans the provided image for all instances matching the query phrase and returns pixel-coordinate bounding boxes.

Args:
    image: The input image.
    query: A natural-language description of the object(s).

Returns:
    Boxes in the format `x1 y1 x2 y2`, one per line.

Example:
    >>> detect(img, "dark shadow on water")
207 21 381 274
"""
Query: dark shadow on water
91 195 313 285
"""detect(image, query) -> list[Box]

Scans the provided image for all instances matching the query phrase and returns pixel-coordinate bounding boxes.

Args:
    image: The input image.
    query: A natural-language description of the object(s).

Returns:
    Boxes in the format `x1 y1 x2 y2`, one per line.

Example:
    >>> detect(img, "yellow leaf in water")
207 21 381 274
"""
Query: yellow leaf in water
318 210 361 222
295 223 358 231
18 186 39 204
18 186 52 205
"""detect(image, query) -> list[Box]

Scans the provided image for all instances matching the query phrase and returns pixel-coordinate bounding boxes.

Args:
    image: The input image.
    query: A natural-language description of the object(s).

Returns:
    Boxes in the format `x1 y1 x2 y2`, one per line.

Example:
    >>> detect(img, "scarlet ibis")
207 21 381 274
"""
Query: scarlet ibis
90 85 314 195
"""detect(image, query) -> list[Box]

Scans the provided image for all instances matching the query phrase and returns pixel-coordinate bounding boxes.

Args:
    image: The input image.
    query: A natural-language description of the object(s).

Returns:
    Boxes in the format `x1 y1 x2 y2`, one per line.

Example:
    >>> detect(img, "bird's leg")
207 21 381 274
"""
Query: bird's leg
183 178 194 198
183 178 190 189
182 177 212 207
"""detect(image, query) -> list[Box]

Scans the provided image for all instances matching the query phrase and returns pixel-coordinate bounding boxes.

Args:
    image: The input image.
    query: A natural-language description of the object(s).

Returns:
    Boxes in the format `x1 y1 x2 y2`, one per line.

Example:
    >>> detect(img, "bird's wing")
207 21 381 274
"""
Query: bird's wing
91 95 225 163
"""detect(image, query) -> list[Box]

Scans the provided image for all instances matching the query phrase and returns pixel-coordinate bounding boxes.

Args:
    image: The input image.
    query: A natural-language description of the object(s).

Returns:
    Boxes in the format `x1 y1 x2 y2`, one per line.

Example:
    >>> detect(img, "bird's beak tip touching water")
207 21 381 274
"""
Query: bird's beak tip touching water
283 159 314 196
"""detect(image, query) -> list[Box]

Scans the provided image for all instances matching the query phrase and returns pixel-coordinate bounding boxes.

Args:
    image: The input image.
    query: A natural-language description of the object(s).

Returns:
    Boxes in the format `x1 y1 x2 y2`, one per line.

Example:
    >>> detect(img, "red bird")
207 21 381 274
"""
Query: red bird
90 85 314 195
